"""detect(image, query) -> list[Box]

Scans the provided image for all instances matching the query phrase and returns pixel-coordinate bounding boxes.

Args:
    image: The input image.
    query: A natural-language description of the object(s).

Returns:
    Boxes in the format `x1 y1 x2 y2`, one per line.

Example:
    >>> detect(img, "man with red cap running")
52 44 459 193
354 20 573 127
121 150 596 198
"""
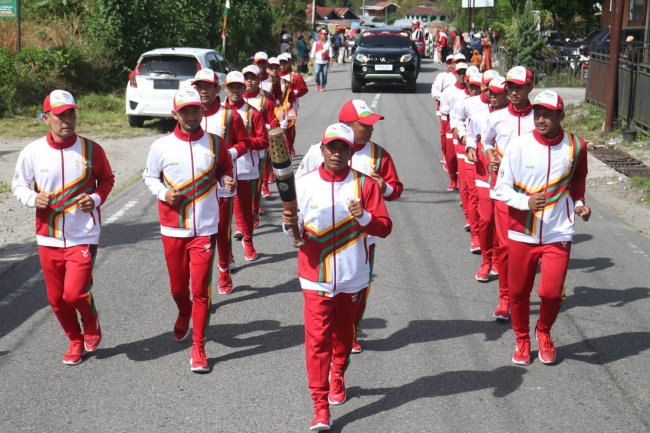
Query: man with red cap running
12 89 114 366
482 66 535 321
494 90 590 365
144 87 236 372
283 122 392 432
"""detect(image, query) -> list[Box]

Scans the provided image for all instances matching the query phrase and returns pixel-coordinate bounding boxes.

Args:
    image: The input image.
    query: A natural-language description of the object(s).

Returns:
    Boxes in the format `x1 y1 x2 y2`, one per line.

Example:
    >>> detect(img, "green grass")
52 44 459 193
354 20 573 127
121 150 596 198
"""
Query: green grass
630 176 650 204
0 182 10 194
537 72 586 89
0 93 171 139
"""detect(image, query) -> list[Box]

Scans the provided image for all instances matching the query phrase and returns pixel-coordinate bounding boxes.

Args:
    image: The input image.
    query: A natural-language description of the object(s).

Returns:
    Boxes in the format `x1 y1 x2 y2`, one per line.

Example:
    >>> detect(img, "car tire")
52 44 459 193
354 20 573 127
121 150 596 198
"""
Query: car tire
405 78 416 93
351 76 364 93
128 115 145 128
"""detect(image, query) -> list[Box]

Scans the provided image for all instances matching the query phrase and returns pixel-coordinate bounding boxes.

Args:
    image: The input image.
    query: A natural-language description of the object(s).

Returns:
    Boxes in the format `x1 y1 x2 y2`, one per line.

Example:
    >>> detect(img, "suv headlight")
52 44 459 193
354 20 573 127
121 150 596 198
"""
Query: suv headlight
400 53 413 63
355 53 369 63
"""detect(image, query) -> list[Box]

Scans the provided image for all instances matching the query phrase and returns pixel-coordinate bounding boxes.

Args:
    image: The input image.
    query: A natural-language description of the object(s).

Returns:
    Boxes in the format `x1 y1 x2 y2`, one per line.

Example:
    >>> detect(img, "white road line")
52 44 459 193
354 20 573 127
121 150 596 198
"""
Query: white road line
0 272 42 307
104 200 138 225
371 93 382 108
0 199 139 308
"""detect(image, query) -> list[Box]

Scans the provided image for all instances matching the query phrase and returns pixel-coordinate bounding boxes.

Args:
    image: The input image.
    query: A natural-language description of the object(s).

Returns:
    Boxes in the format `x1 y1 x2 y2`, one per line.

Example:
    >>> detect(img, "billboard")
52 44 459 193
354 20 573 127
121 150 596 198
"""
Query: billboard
0 0 17 18
461 0 495 7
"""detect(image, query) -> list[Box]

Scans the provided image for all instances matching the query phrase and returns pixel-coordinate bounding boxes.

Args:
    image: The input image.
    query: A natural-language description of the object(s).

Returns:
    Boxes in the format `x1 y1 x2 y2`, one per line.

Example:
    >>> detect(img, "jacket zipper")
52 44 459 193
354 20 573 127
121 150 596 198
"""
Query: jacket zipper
60 148 66 248
331 179 337 293
189 139 197 237
538 144 552 244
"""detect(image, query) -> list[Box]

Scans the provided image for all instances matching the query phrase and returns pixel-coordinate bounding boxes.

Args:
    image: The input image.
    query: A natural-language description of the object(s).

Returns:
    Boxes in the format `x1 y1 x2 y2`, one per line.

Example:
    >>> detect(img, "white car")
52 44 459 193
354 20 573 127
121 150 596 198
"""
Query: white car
125 48 233 127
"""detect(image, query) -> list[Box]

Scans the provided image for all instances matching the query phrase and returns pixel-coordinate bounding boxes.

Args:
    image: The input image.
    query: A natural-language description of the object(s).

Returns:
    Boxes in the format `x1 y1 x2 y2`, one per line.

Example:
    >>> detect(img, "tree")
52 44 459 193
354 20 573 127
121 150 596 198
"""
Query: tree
504 0 545 67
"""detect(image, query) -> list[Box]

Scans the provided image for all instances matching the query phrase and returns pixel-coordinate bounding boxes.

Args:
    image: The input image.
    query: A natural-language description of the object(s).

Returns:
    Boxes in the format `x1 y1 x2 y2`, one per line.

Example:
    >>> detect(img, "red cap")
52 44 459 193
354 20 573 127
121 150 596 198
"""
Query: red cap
506 66 534 85
532 90 564 111
43 90 76 115
338 99 384 125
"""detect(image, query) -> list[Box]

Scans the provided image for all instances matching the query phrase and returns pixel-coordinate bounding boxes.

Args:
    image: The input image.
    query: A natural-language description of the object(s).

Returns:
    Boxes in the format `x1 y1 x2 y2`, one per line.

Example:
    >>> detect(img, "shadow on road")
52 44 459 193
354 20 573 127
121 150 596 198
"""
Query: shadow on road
558 331 650 365
568 256 615 272
331 366 527 431
563 285 650 310
363 319 511 352
213 278 298 311
571 233 593 245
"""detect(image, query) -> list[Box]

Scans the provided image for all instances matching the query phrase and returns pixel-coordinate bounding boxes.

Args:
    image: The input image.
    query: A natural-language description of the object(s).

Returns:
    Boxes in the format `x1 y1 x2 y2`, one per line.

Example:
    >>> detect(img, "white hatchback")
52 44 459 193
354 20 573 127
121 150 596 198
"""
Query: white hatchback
125 47 232 127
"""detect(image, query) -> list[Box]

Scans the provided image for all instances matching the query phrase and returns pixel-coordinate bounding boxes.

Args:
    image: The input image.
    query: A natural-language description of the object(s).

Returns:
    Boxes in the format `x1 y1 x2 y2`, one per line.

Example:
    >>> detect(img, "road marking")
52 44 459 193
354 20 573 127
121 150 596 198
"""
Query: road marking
371 93 382 108
0 200 139 308
104 200 138 225
0 272 42 307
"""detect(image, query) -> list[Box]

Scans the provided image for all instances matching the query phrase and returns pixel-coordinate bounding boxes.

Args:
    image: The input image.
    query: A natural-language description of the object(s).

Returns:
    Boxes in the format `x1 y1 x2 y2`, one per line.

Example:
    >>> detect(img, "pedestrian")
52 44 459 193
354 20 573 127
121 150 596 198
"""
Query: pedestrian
191 68 249 295
310 29 333 92
12 89 114 365
279 52 308 157
282 123 392 432
296 32 309 73
143 87 236 373
440 61 469 191
494 90 590 365
482 66 536 321
224 71 269 261
295 100 404 354
481 37 492 70
431 54 458 169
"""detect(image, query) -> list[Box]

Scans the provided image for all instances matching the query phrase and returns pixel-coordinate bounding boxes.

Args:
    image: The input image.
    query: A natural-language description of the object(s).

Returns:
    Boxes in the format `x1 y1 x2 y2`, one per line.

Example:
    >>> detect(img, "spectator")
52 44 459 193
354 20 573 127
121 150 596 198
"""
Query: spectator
296 32 309 73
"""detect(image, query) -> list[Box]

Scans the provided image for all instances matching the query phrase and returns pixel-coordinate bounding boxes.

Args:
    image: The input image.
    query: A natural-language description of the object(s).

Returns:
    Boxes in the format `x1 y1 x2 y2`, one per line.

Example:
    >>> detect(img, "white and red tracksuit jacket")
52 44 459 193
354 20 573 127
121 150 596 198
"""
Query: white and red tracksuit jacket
12 132 114 248
494 128 588 244
482 102 534 197
457 92 490 149
279 68 309 106
440 82 469 127
468 104 502 189
289 165 392 295
244 88 280 131
431 71 456 117
143 125 233 238
296 141 403 201
260 74 283 104
227 99 269 180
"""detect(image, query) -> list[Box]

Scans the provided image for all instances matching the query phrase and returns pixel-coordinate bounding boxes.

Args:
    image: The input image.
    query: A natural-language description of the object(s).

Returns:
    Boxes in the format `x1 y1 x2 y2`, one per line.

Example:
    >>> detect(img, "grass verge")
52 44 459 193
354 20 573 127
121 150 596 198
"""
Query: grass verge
630 176 650 204
0 93 172 139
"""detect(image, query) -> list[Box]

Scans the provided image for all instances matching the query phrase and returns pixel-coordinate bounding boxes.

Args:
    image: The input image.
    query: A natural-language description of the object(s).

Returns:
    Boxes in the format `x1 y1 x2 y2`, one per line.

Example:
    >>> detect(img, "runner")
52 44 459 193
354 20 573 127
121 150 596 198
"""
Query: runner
12 89 114 365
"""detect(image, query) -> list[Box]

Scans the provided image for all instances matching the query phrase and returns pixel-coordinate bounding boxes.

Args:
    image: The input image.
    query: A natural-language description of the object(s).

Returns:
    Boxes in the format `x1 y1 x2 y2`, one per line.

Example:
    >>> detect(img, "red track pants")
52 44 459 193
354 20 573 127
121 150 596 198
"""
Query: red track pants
233 179 257 243
442 122 457 183
285 125 296 156
508 240 571 341
38 244 99 342
494 199 510 304
162 235 215 343
477 187 498 262
460 158 479 238
353 244 375 335
217 197 234 270
303 289 361 407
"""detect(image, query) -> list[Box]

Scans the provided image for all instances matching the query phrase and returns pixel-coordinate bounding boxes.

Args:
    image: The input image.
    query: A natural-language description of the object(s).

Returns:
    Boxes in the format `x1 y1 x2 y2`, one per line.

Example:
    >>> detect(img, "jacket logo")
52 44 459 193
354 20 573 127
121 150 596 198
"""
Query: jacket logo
81 249 89 258
204 243 212 253
309 203 319 209
526 160 535 169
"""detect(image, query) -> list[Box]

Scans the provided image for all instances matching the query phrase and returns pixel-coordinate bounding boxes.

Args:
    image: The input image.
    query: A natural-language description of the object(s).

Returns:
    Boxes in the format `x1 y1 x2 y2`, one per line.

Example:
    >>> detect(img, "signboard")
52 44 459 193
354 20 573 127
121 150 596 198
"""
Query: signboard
461 0 495 7
0 0 17 18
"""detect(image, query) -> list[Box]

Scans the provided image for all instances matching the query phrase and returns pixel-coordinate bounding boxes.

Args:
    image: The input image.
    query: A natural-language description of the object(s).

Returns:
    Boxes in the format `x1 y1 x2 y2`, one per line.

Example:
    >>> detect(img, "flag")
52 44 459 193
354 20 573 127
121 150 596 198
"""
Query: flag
221 0 230 41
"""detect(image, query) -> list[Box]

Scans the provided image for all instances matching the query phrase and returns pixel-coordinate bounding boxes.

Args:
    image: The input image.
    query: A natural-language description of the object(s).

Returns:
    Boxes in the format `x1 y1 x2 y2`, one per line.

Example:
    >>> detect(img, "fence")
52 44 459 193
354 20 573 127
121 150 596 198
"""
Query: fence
586 51 650 133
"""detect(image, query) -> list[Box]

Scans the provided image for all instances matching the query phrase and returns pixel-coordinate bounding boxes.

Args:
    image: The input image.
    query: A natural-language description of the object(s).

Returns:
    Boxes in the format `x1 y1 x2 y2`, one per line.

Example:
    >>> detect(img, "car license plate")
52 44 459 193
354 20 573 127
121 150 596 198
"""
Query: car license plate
375 65 393 71
153 79 179 90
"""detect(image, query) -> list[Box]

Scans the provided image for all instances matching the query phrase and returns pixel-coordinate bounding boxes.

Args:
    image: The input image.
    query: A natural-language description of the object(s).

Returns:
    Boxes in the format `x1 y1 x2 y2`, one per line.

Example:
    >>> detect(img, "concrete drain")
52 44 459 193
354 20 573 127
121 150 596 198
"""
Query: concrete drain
590 146 650 178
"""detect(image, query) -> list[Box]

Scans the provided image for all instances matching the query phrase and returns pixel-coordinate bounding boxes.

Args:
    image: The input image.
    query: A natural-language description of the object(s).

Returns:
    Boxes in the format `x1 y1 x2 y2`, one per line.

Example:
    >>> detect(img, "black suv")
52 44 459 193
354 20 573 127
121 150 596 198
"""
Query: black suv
352 27 419 93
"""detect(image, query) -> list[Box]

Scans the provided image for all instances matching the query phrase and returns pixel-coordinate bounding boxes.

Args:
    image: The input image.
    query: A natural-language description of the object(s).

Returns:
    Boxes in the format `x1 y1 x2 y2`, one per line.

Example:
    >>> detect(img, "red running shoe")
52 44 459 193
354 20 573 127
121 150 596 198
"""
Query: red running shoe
190 341 209 373
512 339 531 365
535 327 556 364
173 312 191 341
242 239 257 261
351 340 363 354
493 300 509 321
475 258 491 282
328 372 346 405
310 406 331 431
470 236 481 254
490 259 499 276
447 180 457 191
84 313 102 352
261 187 272 198
218 268 233 295
63 340 84 365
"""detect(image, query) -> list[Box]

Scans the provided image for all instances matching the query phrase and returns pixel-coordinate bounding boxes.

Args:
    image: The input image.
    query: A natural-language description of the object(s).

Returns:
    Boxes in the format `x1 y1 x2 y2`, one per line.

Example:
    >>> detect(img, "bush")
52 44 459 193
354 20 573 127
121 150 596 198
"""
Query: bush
0 48 17 116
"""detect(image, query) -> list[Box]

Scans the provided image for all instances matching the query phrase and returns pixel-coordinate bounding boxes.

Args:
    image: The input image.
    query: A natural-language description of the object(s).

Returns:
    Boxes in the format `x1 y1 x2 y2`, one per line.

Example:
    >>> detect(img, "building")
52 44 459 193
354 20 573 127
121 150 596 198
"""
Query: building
305 5 359 21
600 0 648 28
404 1 452 24
360 1 400 22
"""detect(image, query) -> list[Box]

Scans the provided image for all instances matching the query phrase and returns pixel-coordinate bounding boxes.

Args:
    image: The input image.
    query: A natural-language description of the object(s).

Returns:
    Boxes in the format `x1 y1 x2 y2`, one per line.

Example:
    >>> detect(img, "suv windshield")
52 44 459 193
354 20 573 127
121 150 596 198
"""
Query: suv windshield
359 33 411 48
139 55 197 77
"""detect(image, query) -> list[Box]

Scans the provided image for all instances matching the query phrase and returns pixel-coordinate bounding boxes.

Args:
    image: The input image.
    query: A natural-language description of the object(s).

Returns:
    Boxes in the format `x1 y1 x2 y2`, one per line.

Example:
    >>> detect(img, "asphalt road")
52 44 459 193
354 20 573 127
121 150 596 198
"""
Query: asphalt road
1 60 649 433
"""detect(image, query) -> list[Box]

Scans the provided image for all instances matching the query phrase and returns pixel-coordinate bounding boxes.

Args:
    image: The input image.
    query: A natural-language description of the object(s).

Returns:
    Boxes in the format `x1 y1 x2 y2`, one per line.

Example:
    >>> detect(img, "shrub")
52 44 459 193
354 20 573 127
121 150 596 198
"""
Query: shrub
0 48 17 116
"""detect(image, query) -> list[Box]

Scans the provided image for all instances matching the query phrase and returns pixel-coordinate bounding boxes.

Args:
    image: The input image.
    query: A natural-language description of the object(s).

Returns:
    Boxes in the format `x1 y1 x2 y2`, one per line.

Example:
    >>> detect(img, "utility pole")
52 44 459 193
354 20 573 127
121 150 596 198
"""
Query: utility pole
644 0 650 63
311 0 315 30
604 0 625 132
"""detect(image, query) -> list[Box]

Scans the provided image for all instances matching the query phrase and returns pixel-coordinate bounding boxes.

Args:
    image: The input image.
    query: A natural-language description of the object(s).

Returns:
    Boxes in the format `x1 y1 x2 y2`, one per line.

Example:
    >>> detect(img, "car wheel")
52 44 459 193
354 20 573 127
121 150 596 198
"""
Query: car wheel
351 76 364 93
128 115 145 128
405 78 416 93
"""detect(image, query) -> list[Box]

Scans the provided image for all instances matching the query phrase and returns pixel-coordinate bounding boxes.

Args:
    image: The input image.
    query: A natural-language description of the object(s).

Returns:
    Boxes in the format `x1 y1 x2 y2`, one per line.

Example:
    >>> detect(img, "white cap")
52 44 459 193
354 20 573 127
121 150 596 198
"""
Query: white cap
43 90 76 115
455 62 468 71
242 65 260 76
466 65 480 77
278 53 291 62
268 57 280 66
173 87 203 111
254 51 268 62
191 68 219 85
322 123 355 147
225 71 246 85
454 53 466 61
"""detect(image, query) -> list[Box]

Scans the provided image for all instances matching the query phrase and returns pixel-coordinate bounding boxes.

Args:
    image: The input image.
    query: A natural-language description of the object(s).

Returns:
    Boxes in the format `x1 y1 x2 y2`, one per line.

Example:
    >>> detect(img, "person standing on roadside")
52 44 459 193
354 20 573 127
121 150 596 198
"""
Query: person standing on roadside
12 90 114 366
296 32 309 73
310 29 333 92
494 90 590 366
143 87 235 373
282 123 392 432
